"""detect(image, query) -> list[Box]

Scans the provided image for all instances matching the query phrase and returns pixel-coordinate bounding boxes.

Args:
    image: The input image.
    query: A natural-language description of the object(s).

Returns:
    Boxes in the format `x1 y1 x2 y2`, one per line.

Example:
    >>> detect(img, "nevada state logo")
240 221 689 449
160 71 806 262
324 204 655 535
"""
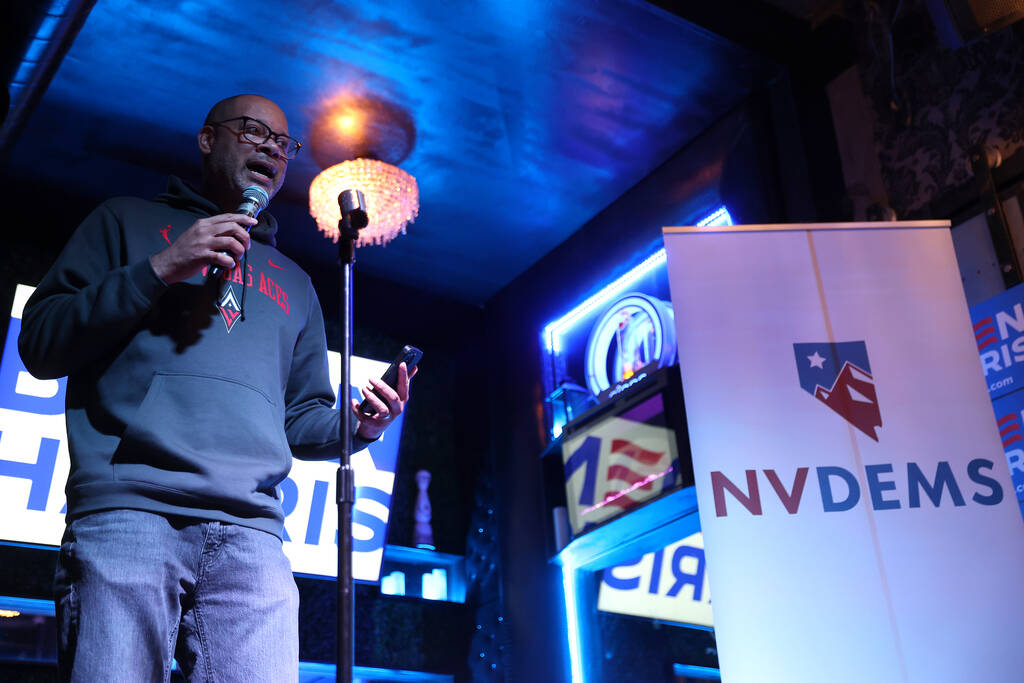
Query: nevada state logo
793 341 882 441
216 285 242 333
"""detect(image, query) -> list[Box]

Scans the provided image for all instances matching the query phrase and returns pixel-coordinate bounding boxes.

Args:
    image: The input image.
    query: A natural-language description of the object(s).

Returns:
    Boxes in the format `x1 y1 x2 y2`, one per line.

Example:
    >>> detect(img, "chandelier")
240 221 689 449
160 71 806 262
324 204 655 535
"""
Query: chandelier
309 158 418 247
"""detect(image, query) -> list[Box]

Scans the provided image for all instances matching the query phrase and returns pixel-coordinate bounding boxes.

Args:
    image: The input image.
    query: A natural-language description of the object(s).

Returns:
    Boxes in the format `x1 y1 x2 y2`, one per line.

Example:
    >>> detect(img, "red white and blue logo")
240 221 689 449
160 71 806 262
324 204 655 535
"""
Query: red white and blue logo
564 433 677 532
793 341 882 441
592 438 674 513
562 404 680 535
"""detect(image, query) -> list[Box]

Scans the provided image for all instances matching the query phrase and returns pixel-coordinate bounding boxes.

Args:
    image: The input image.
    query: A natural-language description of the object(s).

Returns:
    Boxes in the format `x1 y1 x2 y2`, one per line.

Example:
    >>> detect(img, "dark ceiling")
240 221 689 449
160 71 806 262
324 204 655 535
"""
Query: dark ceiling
2 0 790 304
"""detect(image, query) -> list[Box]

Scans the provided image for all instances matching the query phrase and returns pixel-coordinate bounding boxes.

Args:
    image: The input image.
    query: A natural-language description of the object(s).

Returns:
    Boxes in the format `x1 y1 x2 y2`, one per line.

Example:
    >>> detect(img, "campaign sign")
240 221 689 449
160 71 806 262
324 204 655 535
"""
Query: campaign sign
970 284 1024 522
990 389 1024 519
663 222 1024 683
562 417 678 536
969 281 1024 399
0 285 402 582
598 531 712 628
0 286 70 547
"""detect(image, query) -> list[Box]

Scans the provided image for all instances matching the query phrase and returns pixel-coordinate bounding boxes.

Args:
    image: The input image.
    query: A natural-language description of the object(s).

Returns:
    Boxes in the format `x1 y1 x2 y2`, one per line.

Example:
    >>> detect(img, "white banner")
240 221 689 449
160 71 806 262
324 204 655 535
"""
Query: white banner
0 285 403 582
663 222 1024 683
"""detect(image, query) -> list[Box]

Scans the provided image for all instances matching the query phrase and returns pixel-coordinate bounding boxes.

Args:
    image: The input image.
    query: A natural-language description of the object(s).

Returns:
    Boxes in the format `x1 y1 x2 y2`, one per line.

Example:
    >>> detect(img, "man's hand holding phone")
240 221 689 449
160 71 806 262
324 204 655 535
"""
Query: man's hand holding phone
352 346 421 442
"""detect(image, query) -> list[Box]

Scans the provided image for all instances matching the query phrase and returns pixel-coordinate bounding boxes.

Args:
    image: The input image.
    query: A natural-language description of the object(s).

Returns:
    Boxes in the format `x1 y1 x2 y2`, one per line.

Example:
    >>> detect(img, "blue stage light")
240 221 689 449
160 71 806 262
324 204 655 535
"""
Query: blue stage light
542 206 731 356
542 205 731 442
696 206 733 227
673 663 721 680
561 564 584 683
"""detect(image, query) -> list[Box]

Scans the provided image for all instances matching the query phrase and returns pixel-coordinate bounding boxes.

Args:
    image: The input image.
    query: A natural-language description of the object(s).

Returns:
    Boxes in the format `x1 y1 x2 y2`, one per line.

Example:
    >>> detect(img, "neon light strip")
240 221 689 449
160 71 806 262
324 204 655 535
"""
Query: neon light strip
697 206 732 227
562 564 584 682
0 595 54 616
543 249 666 354
580 466 674 517
542 206 731 354
672 663 722 680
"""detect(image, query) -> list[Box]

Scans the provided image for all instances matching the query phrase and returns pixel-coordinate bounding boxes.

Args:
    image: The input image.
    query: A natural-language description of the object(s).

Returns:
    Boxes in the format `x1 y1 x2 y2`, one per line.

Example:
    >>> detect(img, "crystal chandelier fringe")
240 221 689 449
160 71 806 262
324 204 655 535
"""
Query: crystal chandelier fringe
309 158 419 246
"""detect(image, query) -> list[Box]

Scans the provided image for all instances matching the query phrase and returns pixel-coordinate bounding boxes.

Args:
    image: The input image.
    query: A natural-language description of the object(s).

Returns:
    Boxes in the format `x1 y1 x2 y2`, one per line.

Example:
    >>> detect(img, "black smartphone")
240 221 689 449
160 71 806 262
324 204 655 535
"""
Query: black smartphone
358 345 422 416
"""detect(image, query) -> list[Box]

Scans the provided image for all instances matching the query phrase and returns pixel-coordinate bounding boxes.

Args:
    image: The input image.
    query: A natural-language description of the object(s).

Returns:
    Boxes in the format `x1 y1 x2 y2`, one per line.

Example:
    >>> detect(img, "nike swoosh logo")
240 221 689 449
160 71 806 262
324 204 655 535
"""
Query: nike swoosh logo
268 259 285 270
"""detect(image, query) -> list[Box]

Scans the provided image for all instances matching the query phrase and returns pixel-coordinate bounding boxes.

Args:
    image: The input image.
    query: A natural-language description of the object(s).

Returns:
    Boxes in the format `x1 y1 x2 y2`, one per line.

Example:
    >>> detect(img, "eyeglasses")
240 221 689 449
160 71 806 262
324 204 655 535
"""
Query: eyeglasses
210 116 302 159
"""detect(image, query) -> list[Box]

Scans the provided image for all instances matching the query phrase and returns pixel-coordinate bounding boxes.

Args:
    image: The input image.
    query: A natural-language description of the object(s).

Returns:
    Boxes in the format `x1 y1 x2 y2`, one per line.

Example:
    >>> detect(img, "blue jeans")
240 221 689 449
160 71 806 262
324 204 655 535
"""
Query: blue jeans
54 509 299 682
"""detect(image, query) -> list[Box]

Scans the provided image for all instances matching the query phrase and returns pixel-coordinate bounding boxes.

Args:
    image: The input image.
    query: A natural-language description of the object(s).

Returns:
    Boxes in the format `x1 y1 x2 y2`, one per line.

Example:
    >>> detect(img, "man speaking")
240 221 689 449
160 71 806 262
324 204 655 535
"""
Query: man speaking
18 94 413 682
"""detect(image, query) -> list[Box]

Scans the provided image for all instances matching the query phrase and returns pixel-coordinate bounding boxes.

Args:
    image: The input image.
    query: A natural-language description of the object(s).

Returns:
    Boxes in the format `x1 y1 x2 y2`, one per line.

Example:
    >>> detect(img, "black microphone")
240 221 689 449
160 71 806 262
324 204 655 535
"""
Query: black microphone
209 185 270 278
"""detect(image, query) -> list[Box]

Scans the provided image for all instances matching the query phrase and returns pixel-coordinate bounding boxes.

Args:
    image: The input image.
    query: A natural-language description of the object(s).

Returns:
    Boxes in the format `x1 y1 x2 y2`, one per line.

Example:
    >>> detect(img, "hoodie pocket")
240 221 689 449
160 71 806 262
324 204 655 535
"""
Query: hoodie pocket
114 372 292 509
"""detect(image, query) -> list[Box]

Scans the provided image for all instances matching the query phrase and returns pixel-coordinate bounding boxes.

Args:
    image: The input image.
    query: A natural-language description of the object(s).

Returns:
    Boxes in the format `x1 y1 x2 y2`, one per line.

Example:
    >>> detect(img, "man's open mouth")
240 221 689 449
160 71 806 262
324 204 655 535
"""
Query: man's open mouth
246 159 277 181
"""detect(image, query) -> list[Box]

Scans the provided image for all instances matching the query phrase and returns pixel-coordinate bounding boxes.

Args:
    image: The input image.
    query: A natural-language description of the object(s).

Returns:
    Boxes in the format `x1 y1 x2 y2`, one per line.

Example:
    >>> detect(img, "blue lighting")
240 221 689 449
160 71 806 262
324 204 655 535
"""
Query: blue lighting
561 564 584 683
0 595 55 616
380 571 406 596
421 568 449 601
12 62 36 85
8 1 80 103
552 413 567 439
0 539 58 551
673 663 721 680
0 595 453 681
696 206 733 227
299 663 454 682
21 39 49 68
542 205 731 440
542 206 731 355
543 250 665 355
37 15 62 40
549 207 730 679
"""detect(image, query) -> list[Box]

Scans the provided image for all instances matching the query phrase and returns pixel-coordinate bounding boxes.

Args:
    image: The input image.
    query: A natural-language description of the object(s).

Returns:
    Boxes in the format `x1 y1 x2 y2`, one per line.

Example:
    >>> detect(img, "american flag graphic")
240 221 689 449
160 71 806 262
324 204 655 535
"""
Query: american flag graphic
997 412 1023 449
974 316 998 351
598 440 675 509
585 438 674 515
563 418 679 533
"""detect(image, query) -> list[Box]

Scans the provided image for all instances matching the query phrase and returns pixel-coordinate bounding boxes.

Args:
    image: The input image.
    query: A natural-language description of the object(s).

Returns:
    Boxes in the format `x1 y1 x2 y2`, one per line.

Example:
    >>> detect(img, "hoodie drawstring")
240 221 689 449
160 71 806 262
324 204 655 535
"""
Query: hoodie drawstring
239 249 249 322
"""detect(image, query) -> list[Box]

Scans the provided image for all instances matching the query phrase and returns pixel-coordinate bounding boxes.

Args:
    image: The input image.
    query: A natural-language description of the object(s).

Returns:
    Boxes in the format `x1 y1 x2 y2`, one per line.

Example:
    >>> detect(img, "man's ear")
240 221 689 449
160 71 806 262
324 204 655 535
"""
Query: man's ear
197 124 215 154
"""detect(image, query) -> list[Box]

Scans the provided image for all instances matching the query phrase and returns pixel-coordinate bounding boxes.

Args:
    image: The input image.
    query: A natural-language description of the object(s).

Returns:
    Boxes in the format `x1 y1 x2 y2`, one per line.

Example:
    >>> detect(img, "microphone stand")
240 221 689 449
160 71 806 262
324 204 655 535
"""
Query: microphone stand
335 189 367 683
